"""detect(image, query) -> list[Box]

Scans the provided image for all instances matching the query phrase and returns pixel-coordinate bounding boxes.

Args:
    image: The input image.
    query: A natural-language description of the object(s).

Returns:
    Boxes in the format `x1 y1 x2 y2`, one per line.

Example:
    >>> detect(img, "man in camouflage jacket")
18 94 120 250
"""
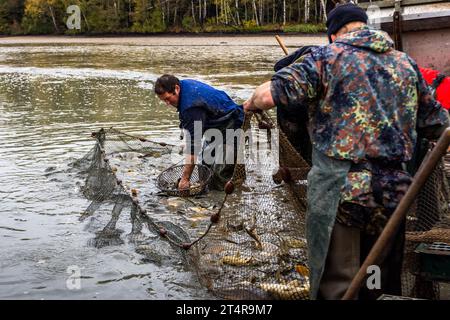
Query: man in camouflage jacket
244 3 449 299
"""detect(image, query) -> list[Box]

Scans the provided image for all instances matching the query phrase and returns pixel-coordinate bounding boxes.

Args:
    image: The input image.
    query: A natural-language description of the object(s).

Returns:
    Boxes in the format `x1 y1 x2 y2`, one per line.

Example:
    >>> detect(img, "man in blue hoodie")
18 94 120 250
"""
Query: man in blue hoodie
244 3 448 299
155 74 244 191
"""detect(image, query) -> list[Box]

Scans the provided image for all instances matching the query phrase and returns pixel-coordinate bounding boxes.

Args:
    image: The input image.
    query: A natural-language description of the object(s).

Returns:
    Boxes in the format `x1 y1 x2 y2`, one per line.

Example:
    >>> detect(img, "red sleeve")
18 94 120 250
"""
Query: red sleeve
419 67 439 85
436 77 450 110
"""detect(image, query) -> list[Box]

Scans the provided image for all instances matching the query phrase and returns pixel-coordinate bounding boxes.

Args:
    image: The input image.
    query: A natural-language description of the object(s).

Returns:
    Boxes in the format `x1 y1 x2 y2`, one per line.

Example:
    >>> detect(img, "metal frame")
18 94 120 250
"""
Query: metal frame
363 0 450 33
393 0 403 50
343 129 450 300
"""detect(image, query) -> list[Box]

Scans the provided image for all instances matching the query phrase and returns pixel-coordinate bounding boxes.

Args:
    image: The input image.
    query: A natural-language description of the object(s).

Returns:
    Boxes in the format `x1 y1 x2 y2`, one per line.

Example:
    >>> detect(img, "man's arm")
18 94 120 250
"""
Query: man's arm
178 107 206 190
244 81 275 112
179 154 196 190
412 60 450 139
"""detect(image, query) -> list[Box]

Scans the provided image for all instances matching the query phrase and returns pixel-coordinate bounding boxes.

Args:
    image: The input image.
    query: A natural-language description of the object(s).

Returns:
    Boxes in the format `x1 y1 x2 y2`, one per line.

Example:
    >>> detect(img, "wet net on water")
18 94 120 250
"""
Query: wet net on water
75 116 450 300
76 112 312 300
74 128 196 267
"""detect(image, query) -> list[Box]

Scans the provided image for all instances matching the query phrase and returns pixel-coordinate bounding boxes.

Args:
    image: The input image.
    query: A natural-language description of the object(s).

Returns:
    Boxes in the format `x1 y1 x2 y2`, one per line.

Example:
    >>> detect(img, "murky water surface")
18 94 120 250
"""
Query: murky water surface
0 36 320 299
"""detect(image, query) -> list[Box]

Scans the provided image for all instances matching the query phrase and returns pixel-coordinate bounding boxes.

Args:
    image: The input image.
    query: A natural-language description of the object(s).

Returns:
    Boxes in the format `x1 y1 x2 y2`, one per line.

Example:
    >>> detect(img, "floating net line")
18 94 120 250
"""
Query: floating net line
75 115 450 300
74 112 312 300
73 128 197 269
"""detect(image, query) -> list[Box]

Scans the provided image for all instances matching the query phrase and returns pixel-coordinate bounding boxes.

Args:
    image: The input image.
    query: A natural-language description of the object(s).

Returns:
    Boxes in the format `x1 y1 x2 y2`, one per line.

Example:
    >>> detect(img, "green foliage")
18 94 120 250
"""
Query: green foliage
0 0 327 35
21 0 67 34
0 0 25 34
87 8 120 33
143 4 166 32
132 1 166 33
181 15 200 33
283 23 326 33
242 19 258 30
0 10 9 34
21 0 52 34
242 20 281 33
202 23 237 33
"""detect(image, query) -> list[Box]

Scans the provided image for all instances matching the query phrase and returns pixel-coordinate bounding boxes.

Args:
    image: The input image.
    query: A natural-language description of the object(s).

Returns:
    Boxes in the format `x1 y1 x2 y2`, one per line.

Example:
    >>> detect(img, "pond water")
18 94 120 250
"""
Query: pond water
0 36 323 300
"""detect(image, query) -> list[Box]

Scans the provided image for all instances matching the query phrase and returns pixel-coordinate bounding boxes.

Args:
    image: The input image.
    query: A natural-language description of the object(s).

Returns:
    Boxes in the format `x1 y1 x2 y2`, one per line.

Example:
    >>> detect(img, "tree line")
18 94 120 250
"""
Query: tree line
0 0 329 35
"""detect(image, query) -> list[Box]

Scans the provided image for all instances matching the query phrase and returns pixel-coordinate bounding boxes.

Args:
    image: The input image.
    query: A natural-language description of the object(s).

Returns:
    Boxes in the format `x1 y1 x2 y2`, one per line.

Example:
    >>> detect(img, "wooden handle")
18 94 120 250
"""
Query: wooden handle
275 35 289 56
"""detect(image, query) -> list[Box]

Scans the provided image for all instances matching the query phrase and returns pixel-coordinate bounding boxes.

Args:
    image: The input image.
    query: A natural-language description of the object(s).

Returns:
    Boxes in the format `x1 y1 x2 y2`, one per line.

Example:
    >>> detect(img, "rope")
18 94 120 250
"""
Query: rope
84 110 311 252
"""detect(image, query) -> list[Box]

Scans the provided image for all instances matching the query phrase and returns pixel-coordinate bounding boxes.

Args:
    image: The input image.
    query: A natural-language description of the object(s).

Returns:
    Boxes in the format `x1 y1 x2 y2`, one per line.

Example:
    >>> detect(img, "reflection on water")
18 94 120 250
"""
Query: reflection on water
0 39 286 299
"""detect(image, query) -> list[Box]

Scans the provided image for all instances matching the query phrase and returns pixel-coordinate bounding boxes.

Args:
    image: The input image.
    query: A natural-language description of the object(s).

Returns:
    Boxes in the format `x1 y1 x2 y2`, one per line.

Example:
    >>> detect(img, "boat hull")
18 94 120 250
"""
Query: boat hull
402 28 450 73
358 0 450 72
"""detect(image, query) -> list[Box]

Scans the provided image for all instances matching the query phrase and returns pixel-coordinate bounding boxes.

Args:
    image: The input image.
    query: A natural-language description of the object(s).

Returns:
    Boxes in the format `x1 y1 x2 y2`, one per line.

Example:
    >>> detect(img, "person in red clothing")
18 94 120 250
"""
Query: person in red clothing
420 67 450 110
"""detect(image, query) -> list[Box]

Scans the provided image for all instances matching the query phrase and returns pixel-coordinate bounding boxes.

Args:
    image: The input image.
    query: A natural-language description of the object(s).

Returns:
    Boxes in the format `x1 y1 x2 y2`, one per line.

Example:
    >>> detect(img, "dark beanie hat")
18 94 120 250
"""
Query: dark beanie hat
326 3 368 43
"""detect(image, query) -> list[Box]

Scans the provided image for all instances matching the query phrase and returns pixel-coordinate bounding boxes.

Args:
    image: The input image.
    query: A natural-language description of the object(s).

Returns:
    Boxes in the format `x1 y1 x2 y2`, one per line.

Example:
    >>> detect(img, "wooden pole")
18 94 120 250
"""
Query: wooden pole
342 128 450 300
275 35 289 56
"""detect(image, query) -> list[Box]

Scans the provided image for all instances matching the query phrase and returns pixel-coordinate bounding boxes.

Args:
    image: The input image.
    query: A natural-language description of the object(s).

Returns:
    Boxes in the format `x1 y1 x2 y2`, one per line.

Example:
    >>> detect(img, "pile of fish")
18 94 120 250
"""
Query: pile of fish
195 183 310 300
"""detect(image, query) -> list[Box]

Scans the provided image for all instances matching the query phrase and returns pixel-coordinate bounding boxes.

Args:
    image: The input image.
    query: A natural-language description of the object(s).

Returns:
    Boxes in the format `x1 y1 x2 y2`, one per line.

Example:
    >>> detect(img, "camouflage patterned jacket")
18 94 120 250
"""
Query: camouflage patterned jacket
271 26 449 207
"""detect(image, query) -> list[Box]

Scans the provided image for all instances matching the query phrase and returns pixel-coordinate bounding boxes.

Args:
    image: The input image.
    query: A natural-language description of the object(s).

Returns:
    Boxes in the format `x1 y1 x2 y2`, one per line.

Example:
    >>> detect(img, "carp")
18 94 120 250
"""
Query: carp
258 280 309 300
220 253 253 266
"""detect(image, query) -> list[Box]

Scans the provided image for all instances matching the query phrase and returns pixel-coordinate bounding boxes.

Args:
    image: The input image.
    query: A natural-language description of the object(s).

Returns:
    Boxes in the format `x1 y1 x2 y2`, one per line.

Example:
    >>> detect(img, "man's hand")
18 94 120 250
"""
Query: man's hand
178 154 196 192
178 178 190 190
244 98 258 112
244 81 275 113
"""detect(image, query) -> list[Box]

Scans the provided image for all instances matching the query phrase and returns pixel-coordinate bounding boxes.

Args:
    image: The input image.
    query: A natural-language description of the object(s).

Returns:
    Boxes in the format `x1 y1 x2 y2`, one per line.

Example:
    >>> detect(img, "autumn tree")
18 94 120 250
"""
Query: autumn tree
1 0 328 35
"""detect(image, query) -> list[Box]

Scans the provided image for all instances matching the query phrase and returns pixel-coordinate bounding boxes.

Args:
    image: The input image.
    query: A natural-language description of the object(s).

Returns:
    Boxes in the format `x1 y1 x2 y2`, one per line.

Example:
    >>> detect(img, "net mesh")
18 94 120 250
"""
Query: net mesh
75 128 197 268
75 115 450 300
196 112 310 300
401 144 450 300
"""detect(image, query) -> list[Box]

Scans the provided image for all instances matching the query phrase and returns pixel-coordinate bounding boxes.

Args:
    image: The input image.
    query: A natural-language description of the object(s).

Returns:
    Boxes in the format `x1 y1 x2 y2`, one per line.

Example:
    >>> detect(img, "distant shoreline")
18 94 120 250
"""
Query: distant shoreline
0 34 328 47
0 31 326 38
0 24 326 38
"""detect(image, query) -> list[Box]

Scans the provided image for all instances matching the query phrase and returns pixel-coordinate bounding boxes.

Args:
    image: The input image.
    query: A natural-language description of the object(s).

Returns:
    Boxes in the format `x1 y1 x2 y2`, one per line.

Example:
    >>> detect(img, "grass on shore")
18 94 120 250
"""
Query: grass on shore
283 23 326 33
1 23 325 36
167 23 325 34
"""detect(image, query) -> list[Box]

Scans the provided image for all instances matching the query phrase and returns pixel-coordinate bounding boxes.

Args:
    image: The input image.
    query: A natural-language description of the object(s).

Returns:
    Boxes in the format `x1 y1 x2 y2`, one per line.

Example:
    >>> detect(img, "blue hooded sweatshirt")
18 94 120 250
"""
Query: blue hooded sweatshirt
178 79 244 154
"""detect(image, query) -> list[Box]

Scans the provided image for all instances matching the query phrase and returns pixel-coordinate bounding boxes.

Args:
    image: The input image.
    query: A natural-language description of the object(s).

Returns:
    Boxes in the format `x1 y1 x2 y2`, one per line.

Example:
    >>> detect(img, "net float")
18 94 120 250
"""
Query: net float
258 121 273 130
210 213 220 224
280 167 291 183
181 243 192 250
224 181 235 194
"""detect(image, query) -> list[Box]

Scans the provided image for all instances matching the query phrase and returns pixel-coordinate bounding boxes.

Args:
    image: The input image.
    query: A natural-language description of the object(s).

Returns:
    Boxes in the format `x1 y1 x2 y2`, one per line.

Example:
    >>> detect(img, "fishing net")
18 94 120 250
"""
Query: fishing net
401 143 450 300
75 116 450 300
75 112 312 300
74 128 197 268
195 112 311 300
157 164 212 197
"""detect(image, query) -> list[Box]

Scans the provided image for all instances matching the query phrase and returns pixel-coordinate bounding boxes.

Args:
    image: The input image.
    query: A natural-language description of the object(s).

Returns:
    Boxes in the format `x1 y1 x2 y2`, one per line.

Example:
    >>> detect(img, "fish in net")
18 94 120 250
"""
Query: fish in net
195 111 311 300
74 113 312 300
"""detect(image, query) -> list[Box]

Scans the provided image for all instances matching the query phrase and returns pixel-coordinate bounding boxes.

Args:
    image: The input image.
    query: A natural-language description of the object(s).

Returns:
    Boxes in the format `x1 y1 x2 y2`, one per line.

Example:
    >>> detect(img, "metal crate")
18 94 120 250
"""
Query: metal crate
415 242 450 282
